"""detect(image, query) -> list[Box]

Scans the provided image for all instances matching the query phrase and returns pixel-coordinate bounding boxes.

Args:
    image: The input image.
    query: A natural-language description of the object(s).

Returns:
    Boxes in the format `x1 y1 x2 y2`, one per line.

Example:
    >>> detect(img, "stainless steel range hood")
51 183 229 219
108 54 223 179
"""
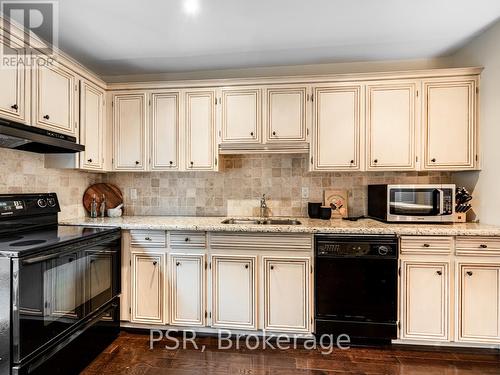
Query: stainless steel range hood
0 118 84 154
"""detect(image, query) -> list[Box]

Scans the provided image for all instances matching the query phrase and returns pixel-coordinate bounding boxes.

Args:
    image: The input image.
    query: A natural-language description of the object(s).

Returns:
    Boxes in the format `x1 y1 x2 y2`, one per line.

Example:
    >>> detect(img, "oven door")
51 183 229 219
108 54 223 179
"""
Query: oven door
12 232 120 364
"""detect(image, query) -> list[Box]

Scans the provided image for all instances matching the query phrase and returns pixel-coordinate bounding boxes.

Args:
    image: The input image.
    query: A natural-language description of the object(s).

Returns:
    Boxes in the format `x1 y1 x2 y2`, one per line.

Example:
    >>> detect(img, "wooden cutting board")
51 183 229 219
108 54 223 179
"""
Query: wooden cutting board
83 183 123 214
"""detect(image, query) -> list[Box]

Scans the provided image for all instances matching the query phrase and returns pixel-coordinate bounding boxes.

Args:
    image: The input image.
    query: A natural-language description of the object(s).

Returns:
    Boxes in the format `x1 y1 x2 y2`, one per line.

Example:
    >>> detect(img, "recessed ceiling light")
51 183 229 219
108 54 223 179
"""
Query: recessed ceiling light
183 0 200 16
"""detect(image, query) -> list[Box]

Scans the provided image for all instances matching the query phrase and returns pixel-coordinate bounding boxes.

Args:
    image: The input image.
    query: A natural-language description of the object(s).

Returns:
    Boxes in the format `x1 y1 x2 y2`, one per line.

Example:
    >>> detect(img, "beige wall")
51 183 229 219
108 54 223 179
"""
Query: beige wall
0 148 101 220
447 20 500 225
105 154 451 218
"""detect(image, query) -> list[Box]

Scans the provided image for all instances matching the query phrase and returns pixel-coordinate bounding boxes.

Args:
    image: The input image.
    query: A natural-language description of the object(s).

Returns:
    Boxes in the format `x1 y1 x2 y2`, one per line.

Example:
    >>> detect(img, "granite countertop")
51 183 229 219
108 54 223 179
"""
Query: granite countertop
59 216 500 237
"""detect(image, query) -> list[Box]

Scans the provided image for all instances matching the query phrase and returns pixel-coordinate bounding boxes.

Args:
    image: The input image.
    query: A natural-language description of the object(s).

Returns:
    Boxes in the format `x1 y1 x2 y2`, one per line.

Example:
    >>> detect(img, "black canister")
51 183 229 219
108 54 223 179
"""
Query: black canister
319 206 332 220
308 202 322 219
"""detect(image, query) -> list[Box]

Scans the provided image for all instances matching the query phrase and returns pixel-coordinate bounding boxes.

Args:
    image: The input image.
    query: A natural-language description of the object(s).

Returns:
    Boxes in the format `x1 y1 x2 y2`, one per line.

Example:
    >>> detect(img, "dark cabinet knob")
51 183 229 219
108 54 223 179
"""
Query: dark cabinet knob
270 265 274 270
250 132 254 136
176 261 181 266
423 243 430 248
87 158 93 163
466 271 473 276
43 114 50 120
431 158 437 163
190 161 194 167
272 131 276 136
184 237 189 242
153 261 157 266
374 159 378 164
11 104 18 110
350 160 354 164
145 237 152 241
245 264 249 269
480 244 488 248
436 270 442 276
135 161 140 165
169 161 173 166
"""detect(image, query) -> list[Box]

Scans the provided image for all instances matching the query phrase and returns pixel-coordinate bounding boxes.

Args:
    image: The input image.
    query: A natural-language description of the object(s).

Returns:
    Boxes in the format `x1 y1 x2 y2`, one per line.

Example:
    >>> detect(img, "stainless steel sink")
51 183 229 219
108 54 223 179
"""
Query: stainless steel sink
221 218 302 225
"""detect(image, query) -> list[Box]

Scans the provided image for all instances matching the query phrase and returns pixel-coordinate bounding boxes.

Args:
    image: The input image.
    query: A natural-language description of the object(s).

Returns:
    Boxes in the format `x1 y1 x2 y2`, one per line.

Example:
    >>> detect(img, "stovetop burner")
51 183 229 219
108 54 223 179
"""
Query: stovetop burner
10 239 47 247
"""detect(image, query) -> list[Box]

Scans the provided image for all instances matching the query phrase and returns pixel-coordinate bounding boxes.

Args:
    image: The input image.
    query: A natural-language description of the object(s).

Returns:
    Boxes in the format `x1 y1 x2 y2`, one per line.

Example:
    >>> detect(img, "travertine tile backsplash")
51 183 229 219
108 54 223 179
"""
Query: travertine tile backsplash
0 149 102 220
105 154 452 217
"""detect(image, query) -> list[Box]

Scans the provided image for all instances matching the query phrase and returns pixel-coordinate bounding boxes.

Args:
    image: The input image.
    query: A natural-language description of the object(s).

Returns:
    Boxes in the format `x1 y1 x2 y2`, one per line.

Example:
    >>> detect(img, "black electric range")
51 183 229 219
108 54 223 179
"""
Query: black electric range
0 193 121 375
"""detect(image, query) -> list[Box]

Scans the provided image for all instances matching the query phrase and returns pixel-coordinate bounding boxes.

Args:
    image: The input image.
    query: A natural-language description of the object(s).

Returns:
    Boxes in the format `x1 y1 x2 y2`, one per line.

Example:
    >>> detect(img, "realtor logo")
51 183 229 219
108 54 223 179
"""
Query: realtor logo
1 1 58 55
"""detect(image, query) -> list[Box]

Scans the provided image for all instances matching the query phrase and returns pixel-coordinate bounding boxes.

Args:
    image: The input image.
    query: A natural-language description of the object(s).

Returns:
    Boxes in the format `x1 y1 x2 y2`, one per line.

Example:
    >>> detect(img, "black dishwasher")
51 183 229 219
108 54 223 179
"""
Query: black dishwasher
314 235 398 344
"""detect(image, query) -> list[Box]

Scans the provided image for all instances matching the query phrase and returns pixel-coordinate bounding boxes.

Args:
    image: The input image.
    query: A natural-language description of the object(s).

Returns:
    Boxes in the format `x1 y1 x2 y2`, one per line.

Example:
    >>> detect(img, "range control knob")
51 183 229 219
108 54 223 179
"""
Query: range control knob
47 198 56 207
377 245 390 256
37 198 47 208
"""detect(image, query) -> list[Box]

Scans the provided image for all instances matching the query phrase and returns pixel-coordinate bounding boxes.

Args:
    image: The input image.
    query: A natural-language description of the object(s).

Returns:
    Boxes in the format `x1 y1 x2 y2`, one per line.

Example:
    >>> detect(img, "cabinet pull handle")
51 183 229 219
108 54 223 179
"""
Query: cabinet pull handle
153 261 157 266
135 161 140 165
87 158 93 163
11 104 18 110
145 237 152 241
43 114 50 120
480 244 488 248
423 243 430 248
270 265 274 270
176 261 181 266
436 270 442 276
431 158 437 163
245 264 249 269
184 237 190 242
466 271 473 276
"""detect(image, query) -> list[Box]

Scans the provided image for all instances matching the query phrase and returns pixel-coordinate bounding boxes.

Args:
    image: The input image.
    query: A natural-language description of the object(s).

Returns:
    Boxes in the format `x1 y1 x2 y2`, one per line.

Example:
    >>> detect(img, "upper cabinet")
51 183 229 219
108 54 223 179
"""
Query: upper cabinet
220 87 261 144
185 89 217 171
0 37 29 123
311 85 362 171
423 77 477 170
264 86 308 143
112 93 147 171
32 60 77 137
80 80 105 171
366 82 417 170
150 91 181 171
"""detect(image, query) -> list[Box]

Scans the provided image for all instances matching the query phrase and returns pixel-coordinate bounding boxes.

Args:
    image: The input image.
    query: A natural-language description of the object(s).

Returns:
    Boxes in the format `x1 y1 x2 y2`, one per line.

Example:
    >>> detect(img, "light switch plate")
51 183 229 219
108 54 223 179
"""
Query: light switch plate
301 187 309 199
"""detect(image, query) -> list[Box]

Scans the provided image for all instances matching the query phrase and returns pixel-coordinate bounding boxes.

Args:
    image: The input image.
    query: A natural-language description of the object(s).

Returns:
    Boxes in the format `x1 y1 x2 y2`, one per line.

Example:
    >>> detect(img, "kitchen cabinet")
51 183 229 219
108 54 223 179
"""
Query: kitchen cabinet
211 255 257 330
220 88 261 144
185 90 217 171
112 93 147 171
401 261 450 341
0 37 29 123
366 82 417 170
131 251 165 324
423 78 477 170
264 86 308 143
80 80 105 170
150 92 181 170
169 253 205 326
263 257 310 333
311 85 361 171
458 264 500 343
32 60 77 136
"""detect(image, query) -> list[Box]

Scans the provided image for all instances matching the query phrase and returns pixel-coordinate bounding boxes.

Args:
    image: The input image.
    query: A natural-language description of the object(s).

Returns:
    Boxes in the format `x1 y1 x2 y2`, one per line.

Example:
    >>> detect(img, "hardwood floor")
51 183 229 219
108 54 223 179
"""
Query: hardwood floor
81 331 500 375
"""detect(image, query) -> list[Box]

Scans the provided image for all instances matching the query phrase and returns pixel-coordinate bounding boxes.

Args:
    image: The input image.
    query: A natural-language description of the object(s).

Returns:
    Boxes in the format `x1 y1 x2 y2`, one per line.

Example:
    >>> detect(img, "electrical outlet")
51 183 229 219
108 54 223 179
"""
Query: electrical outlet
130 188 137 200
301 187 309 199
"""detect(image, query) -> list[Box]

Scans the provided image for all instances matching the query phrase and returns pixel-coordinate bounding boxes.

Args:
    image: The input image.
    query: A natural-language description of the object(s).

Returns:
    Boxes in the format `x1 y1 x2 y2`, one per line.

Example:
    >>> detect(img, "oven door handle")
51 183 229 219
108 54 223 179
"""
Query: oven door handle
437 189 445 215
22 249 80 264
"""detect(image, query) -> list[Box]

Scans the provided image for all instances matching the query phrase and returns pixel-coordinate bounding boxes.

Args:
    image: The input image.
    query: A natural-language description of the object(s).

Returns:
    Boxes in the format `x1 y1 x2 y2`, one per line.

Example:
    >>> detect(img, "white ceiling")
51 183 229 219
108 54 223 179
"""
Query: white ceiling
54 0 500 76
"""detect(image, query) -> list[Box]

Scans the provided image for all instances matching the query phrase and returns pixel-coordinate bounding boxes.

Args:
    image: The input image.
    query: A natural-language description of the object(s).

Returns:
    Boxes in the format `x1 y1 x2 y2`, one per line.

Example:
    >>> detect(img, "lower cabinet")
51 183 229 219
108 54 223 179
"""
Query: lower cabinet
211 255 257 330
458 263 500 343
131 251 165 324
263 257 311 333
400 261 450 341
169 254 206 326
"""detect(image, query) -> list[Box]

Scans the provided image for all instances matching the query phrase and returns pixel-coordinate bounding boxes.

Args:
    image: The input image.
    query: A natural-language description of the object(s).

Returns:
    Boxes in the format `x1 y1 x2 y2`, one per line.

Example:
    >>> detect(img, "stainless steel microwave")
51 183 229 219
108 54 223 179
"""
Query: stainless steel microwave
368 184 456 223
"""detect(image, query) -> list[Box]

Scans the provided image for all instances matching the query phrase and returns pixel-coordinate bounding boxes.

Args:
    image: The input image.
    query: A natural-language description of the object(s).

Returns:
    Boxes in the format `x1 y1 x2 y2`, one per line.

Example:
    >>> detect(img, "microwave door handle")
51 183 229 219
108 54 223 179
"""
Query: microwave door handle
437 189 445 215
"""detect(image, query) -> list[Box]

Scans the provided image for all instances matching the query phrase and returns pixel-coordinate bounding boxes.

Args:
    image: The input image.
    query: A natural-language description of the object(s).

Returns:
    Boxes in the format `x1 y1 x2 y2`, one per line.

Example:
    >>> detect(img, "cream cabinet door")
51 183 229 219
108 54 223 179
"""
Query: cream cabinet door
312 85 361 171
151 92 180 170
131 252 165 324
170 254 205 326
113 93 147 170
0 38 28 123
263 257 310 333
401 261 450 341
458 264 500 343
33 61 76 136
211 255 256 330
221 88 261 144
264 86 307 143
423 78 477 170
185 90 217 171
80 81 105 170
367 83 416 170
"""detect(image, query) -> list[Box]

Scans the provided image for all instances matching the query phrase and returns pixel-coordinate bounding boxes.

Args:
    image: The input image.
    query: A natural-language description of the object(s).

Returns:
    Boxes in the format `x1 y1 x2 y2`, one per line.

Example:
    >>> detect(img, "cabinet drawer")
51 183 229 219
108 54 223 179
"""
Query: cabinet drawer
400 236 453 255
170 232 206 249
456 237 500 256
130 230 166 248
